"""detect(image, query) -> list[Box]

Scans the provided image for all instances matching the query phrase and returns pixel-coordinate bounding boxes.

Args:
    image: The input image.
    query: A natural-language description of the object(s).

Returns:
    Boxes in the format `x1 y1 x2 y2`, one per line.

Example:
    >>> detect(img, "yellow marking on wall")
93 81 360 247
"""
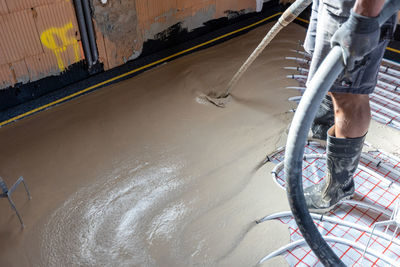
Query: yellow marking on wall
40 22 81 71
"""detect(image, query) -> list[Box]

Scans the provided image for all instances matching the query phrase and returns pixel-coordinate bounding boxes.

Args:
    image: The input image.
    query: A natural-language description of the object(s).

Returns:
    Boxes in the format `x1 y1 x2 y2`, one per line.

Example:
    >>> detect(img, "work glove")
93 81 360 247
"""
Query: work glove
331 9 380 71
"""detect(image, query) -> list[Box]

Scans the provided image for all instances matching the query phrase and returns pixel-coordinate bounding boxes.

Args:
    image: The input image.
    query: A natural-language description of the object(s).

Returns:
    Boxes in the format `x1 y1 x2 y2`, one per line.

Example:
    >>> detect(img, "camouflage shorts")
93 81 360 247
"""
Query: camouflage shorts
304 0 396 95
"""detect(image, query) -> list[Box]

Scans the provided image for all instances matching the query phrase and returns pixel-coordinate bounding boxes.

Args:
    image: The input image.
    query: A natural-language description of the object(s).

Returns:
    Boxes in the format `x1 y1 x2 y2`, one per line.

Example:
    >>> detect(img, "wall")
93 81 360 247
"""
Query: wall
0 0 84 89
0 0 258 90
0 0 398 97
91 1 400 75
92 0 257 70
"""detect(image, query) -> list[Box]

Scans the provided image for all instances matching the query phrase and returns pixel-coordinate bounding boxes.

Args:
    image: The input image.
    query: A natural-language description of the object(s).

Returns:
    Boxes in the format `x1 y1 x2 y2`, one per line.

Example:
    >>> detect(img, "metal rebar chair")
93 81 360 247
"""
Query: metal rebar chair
0 176 31 228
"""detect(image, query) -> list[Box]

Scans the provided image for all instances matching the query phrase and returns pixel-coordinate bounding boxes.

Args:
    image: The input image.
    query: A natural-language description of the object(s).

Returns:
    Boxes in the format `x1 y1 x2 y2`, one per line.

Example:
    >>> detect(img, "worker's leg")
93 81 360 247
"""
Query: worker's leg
304 125 365 213
331 92 371 138
310 92 370 141
304 94 368 213
302 2 396 213
303 0 320 55
305 2 395 143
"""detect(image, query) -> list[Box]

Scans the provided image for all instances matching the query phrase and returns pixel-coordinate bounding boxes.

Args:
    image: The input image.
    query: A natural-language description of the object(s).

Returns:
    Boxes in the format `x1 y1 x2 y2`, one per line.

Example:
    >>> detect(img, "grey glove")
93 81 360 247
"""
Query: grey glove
331 10 380 71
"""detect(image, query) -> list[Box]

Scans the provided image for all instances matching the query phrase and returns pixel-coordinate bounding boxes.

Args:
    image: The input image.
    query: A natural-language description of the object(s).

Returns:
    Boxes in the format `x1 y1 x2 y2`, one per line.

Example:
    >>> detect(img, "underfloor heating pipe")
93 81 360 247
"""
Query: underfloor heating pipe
286 73 400 118
257 216 400 266
285 56 400 84
289 49 400 77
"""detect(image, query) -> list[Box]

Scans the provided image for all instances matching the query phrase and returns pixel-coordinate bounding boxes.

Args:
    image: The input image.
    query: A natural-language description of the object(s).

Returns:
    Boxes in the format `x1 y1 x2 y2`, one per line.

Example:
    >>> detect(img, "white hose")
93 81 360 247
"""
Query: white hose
217 0 312 97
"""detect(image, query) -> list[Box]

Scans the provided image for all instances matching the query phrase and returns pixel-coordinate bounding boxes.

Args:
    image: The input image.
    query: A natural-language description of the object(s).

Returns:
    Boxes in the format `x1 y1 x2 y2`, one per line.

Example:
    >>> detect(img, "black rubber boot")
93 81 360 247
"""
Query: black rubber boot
304 127 366 213
310 95 334 141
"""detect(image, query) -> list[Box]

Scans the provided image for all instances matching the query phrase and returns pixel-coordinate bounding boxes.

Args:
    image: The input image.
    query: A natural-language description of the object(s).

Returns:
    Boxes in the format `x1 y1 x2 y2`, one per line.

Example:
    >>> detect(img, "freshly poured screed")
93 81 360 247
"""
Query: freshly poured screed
4 21 393 266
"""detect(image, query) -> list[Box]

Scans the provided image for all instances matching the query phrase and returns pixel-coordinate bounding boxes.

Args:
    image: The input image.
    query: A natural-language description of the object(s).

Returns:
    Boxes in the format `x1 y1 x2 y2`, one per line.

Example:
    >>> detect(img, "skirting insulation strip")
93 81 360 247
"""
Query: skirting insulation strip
286 49 400 131
262 141 400 266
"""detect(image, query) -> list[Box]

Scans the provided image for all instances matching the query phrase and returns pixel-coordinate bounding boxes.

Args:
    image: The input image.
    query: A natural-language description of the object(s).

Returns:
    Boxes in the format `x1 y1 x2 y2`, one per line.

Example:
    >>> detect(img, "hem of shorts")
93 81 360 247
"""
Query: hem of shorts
329 86 374 95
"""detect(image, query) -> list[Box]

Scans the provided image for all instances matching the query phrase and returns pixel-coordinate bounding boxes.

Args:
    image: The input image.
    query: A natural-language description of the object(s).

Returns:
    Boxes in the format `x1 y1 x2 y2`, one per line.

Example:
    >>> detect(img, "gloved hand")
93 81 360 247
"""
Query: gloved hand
331 9 380 71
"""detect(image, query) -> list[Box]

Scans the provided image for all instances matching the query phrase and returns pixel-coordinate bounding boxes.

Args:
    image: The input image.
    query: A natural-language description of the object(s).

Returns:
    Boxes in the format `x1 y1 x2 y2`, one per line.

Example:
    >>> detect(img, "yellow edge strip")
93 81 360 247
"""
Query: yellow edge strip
295 17 309 24
386 46 400 54
0 12 282 128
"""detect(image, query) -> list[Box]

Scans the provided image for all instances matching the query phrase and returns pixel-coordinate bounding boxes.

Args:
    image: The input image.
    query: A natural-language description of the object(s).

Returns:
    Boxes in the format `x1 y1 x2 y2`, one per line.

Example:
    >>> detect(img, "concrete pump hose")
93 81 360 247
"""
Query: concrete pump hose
284 0 400 266
222 0 312 97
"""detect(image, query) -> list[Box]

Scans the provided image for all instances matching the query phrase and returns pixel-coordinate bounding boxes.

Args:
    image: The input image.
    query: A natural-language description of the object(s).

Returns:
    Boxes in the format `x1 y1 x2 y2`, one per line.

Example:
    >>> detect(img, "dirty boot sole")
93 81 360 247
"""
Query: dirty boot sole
308 195 352 214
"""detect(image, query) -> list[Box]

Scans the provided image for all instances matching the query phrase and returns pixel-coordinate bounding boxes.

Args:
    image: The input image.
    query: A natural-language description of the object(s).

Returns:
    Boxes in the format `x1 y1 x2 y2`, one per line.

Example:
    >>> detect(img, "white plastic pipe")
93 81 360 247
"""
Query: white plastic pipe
257 211 400 247
258 236 400 266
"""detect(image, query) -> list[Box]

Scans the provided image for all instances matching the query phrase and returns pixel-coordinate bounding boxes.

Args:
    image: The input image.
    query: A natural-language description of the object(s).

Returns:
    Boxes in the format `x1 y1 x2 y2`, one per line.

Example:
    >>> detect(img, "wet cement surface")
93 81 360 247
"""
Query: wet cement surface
0 23 308 266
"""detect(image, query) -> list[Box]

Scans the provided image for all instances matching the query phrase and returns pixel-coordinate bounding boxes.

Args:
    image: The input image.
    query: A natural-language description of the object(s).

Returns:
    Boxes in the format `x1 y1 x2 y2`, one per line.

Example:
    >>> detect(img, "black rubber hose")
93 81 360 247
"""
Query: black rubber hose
73 0 93 67
285 47 345 266
81 0 99 63
284 1 399 265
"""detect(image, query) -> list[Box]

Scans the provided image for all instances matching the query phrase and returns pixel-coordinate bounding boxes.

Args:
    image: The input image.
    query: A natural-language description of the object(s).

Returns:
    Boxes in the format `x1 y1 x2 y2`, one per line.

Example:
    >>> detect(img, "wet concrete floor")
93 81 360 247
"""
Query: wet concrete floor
0 22 373 266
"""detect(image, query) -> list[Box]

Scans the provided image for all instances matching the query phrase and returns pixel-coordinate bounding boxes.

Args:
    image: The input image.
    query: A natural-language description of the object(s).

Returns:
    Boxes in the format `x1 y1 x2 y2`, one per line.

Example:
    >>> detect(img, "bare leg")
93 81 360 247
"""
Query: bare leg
330 92 371 138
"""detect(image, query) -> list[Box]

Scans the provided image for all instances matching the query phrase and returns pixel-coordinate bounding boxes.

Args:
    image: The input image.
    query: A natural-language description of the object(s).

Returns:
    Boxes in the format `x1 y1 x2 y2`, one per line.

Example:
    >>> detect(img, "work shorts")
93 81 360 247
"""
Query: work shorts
304 0 396 95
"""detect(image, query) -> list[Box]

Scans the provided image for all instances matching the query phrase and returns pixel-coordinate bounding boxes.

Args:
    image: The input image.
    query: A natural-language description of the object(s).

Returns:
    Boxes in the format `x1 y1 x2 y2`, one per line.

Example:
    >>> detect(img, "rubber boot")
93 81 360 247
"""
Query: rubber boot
304 127 366 213
310 95 334 142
